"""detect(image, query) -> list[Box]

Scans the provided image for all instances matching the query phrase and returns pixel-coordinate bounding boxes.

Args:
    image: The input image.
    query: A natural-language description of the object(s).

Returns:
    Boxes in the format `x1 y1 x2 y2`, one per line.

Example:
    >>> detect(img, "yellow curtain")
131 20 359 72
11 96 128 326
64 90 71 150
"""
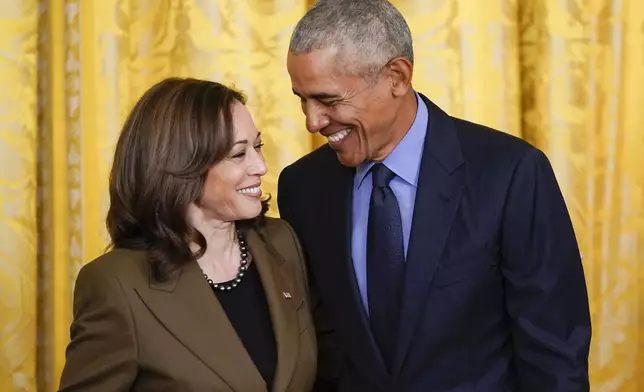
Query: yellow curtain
0 0 642 391
1 0 310 391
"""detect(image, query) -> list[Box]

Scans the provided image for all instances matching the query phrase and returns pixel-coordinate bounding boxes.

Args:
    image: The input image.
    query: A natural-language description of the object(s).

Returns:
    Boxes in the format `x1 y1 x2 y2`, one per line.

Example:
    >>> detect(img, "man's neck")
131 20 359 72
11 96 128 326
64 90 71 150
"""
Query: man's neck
373 90 418 161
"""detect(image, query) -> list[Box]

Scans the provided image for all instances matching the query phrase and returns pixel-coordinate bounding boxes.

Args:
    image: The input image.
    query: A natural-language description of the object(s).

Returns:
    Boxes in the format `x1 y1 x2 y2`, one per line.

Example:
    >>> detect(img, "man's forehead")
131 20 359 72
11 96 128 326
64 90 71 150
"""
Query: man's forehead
287 51 337 77
290 75 355 100
287 52 359 97
291 88 342 101
288 46 339 63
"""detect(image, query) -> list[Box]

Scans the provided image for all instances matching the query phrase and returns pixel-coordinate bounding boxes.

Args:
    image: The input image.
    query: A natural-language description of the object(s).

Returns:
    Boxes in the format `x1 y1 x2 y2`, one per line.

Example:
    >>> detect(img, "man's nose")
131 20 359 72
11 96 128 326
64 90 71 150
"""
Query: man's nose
305 105 329 133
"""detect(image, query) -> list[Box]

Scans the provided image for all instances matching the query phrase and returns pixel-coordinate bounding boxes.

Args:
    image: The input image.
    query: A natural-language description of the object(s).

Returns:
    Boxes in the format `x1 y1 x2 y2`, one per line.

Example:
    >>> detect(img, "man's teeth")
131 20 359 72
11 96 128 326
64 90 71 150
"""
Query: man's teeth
238 186 260 194
327 128 352 143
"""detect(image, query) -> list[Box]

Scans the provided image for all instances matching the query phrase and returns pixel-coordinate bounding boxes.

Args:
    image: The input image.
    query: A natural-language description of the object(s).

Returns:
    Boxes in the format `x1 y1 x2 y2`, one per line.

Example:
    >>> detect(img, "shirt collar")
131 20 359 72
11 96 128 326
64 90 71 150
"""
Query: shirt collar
355 92 429 188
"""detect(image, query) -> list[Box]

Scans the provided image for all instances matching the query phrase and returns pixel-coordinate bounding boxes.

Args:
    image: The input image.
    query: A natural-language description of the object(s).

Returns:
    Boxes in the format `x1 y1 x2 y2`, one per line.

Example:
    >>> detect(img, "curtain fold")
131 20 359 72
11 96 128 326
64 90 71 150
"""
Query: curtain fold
0 0 642 391
517 1 644 388
4 1 309 391
0 1 38 391
397 0 523 137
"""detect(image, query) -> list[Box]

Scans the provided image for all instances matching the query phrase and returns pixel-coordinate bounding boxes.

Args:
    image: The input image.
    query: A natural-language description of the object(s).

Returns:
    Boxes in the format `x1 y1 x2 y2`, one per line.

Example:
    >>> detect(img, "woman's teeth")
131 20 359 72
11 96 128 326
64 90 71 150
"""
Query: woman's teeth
238 186 260 195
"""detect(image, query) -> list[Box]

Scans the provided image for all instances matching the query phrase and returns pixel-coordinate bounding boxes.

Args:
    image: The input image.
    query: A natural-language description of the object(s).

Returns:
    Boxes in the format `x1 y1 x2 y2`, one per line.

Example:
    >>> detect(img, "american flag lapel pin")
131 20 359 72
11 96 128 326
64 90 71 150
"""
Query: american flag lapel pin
283 291 292 299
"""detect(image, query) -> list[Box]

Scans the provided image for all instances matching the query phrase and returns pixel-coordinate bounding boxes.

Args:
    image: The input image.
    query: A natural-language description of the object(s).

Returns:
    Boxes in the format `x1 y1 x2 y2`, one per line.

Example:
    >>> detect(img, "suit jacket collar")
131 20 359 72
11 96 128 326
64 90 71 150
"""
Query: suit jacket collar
317 150 394 383
135 227 299 392
417 93 464 173
392 93 465 373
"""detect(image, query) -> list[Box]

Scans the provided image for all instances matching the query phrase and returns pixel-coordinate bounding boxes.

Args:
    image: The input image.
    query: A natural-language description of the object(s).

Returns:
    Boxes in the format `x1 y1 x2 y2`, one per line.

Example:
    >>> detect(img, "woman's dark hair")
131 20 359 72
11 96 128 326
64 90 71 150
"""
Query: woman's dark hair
106 77 269 281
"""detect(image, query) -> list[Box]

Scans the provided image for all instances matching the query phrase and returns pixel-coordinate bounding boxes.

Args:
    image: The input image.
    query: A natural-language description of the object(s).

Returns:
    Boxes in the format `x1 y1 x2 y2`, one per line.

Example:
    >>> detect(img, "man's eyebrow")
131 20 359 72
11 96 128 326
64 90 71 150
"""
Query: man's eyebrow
292 89 341 101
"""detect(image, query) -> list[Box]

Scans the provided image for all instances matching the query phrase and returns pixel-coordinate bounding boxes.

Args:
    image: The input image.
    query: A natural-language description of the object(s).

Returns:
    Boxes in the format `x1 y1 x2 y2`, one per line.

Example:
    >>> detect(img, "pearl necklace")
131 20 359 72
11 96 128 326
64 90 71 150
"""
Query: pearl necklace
203 229 249 292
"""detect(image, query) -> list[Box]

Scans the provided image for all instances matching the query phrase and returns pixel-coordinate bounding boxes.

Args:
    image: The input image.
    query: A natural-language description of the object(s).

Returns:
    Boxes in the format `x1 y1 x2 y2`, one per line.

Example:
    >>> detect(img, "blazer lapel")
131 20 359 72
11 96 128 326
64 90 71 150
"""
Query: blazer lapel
135 260 266 391
246 228 299 392
393 95 466 374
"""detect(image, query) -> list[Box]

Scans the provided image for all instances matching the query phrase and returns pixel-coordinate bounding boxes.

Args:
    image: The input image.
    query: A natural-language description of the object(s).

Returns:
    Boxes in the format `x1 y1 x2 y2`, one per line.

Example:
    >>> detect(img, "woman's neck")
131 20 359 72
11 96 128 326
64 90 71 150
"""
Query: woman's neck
186 204 241 282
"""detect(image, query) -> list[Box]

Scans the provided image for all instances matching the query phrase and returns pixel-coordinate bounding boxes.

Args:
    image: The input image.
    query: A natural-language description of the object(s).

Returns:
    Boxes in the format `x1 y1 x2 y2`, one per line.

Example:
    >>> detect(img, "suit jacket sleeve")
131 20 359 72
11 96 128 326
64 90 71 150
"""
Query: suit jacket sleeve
502 148 591 391
278 167 341 392
58 262 137 391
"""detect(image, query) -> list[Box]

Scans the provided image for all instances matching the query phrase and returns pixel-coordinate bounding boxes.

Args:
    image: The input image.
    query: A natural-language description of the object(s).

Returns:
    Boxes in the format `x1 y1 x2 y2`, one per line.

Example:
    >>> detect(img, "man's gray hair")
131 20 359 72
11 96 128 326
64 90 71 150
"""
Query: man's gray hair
289 0 413 77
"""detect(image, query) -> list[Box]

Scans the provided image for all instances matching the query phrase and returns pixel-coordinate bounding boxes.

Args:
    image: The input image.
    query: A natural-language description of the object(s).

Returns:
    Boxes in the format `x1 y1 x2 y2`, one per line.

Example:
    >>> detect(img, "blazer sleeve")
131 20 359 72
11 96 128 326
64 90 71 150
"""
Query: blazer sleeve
501 148 591 391
278 167 341 392
58 262 138 392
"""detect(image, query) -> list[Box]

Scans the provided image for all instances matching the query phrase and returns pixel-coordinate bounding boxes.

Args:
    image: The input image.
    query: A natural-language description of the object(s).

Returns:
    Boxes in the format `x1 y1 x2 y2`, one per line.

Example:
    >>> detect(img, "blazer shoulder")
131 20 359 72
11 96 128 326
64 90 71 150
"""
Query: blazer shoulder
260 219 305 268
260 218 309 293
77 248 149 287
260 218 301 254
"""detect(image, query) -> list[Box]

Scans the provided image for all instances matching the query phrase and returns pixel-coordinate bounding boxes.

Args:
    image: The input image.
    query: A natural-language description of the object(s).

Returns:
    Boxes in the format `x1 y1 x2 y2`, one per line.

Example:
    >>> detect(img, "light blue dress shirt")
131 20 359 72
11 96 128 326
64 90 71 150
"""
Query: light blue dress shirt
351 93 429 313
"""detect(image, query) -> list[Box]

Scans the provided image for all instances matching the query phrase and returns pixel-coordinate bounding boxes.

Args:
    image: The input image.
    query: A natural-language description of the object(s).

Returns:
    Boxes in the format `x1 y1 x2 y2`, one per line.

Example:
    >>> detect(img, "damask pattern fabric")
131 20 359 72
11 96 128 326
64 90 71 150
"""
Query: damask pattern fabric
0 0 642 391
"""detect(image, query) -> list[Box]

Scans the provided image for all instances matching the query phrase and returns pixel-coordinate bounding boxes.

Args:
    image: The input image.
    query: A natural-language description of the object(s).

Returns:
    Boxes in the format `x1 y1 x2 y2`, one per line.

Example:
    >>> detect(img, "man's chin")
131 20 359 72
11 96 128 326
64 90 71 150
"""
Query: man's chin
334 150 365 168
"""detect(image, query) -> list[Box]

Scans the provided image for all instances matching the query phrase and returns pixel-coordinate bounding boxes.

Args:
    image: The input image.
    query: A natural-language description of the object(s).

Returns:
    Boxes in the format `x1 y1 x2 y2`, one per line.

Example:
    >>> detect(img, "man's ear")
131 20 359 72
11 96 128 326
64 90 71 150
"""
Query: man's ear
387 57 413 97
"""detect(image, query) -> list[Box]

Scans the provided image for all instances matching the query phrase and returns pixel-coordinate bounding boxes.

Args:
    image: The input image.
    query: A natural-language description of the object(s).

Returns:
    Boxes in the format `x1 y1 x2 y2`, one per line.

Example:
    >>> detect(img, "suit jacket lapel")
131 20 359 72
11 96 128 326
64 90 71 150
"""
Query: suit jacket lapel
393 95 466 374
321 153 390 382
135 260 266 391
246 227 299 392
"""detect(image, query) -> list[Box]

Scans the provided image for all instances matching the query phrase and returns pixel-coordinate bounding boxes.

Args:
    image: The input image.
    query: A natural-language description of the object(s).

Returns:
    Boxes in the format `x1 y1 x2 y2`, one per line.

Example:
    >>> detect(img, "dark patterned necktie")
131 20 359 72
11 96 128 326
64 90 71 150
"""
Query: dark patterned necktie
367 163 405 371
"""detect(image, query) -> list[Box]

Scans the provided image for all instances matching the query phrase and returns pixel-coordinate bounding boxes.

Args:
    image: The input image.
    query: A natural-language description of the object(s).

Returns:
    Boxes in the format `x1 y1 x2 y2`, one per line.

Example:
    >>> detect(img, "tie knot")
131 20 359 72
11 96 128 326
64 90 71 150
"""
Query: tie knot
371 163 395 188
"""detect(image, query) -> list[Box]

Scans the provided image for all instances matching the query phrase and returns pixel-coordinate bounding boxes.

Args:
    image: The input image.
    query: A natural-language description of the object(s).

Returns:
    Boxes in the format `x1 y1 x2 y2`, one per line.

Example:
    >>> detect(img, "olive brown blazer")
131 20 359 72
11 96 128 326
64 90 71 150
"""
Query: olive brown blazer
58 218 316 392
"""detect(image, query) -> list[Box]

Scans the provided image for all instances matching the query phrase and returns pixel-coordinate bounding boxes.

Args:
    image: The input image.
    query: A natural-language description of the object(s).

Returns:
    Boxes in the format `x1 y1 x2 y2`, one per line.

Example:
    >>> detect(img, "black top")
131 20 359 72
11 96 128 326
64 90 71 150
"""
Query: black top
214 262 277 391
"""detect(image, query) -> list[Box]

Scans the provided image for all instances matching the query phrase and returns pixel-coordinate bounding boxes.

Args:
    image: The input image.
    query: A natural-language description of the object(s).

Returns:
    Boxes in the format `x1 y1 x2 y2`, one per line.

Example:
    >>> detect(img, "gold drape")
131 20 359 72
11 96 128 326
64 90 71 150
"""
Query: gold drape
519 1 644 387
2 1 309 391
0 1 38 391
0 0 642 391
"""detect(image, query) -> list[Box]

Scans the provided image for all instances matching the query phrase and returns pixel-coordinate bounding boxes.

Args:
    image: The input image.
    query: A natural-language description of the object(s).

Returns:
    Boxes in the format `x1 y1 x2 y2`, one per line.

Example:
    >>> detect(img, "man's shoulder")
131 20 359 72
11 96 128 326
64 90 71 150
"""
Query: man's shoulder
279 143 338 185
453 117 534 156
449 116 542 173
419 92 535 160
284 143 336 173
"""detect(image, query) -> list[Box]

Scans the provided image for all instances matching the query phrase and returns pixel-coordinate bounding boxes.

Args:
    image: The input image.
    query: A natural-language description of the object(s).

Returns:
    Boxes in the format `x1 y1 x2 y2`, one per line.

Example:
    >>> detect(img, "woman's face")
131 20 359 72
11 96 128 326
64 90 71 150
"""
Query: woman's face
197 101 267 222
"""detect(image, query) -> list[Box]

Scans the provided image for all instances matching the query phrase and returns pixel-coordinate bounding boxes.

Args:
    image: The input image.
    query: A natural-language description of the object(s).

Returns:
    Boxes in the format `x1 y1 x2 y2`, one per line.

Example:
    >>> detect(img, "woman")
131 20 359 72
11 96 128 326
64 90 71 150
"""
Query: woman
58 78 316 392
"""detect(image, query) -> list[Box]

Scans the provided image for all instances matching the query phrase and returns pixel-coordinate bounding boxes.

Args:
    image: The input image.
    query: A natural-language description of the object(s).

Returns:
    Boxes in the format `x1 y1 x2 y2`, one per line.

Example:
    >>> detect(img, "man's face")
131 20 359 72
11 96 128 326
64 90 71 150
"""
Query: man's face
287 47 401 167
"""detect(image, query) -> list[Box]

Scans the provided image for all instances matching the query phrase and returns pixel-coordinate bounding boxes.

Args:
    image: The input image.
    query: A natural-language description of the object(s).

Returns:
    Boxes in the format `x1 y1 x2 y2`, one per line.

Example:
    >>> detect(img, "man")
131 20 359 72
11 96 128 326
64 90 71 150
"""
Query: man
277 1 591 391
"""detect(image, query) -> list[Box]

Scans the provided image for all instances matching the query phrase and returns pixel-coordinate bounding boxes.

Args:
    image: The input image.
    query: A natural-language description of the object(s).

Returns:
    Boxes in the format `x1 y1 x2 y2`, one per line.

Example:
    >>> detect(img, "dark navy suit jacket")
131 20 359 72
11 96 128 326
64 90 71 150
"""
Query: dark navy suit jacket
277 94 591 392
